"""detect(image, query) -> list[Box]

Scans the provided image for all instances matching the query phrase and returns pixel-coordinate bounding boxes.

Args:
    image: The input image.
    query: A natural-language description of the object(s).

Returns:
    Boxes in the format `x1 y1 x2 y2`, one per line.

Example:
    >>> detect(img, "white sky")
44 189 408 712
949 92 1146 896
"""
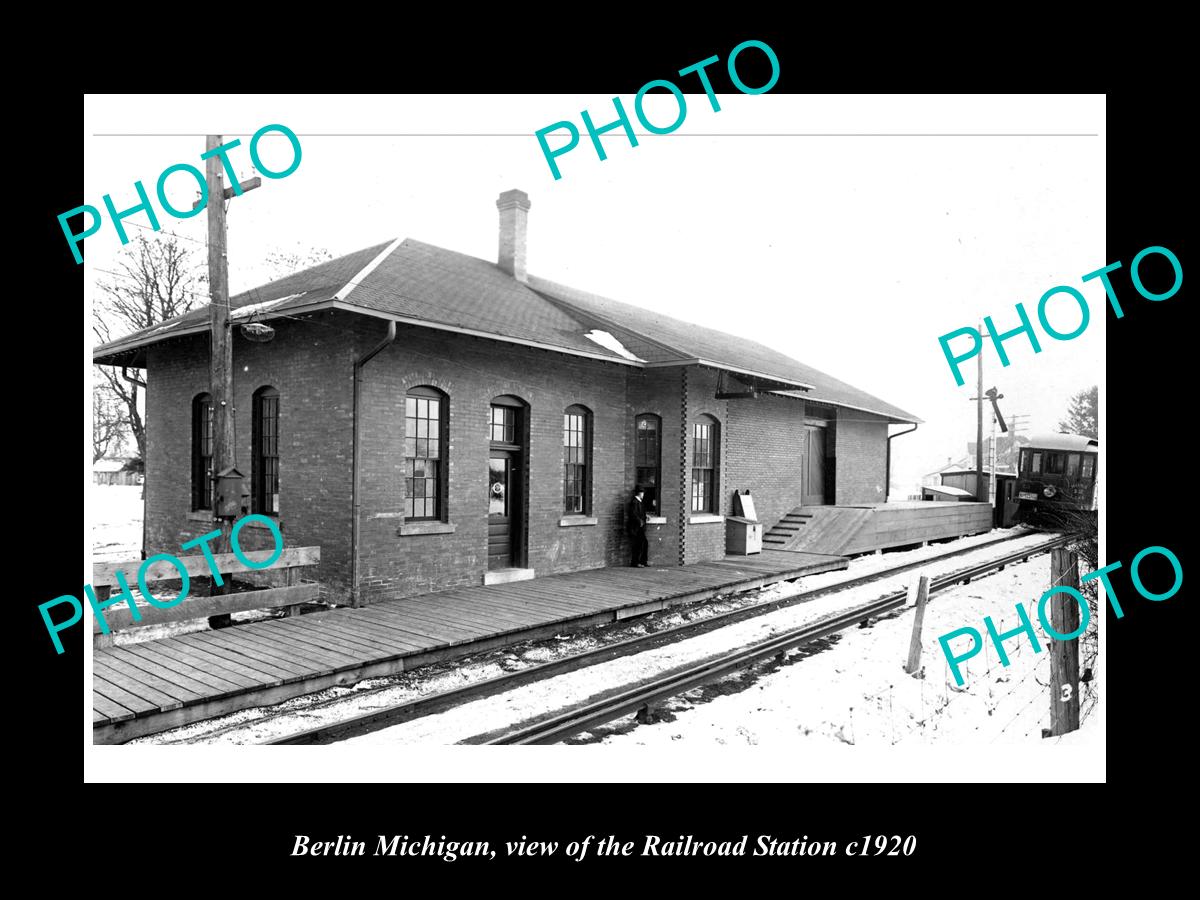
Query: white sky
82 94 1105 782
83 94 1104 495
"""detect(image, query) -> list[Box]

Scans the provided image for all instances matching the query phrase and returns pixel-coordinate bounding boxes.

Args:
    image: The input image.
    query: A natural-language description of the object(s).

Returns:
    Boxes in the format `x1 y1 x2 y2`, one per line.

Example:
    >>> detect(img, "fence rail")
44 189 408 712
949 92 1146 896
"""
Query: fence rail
92 546 321 643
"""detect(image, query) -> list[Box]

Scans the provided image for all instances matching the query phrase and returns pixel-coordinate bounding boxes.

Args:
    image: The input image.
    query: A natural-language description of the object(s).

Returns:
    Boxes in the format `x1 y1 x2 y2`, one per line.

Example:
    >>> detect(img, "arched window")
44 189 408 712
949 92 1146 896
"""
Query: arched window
691 415 720 514
635 413 662 514
563 404 592 515
405 386 447 520
191 392 214 510
252 386 280 516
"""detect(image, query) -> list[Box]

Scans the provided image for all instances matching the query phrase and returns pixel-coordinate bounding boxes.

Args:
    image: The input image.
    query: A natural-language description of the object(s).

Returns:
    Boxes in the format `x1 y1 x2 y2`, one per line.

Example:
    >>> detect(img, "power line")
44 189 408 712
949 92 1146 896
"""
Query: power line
108 219 208 245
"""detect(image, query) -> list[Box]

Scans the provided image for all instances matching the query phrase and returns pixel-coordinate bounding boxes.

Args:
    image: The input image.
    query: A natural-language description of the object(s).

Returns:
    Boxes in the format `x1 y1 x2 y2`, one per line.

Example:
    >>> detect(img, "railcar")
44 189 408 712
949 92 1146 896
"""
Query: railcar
1015 432 1098 527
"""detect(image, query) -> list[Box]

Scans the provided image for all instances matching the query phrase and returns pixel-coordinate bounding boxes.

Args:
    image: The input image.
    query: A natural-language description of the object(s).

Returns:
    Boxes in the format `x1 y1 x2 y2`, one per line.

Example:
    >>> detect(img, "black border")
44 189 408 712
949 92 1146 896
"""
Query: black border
31 30 1186 878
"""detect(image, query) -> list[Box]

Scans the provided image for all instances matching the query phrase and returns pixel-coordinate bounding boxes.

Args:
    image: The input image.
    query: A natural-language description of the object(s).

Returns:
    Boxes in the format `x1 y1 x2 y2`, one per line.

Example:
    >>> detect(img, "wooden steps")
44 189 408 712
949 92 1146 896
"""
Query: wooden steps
762 511 813 546
763 506 873 555
764 502 993 556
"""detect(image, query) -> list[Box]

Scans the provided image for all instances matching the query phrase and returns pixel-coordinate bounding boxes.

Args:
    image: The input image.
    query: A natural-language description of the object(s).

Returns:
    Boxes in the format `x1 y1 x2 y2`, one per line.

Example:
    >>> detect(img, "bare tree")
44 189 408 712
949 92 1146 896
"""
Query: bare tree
93 234 205 460
92 386 126 462
263 243 334 279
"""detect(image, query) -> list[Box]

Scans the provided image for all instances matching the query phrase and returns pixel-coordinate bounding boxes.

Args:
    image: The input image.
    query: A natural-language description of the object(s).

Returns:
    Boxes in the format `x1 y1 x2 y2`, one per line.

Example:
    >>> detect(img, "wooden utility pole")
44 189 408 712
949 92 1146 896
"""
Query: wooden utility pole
989 410 997 506
203 135 260 628
206 135 235 629
905 575 931 675
975 324 985 502
1047 548 1082 736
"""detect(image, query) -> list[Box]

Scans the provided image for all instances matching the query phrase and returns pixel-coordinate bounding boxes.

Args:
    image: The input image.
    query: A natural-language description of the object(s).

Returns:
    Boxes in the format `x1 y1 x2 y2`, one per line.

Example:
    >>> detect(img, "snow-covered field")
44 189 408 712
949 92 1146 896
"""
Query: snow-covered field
92 485 143 562
590 556 1098 747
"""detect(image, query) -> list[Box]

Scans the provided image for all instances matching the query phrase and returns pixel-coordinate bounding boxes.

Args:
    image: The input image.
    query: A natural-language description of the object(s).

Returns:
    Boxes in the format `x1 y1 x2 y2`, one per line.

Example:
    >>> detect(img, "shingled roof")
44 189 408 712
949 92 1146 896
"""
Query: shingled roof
93 237 920 424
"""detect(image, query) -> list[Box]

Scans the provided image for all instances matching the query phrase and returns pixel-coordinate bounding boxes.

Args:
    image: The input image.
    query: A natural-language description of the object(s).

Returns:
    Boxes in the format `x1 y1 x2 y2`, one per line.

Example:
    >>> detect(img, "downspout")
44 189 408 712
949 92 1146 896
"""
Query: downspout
122 366 148 558
121 365 147 389
350 321 397 607
886 423 919 502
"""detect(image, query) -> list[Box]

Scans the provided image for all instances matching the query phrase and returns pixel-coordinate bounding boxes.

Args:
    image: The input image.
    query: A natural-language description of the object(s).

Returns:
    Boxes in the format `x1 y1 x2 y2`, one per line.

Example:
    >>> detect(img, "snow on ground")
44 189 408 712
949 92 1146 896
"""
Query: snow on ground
335 531 1060 746
89 487 277 645
132 528 1073 746
589 555 1101 747
135 529 1036 744
92 485 144 562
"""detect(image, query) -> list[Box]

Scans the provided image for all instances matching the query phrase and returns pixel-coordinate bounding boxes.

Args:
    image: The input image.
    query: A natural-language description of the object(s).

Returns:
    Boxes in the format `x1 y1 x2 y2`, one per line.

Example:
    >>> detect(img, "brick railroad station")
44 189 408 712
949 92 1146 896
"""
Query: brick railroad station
94 189 933 606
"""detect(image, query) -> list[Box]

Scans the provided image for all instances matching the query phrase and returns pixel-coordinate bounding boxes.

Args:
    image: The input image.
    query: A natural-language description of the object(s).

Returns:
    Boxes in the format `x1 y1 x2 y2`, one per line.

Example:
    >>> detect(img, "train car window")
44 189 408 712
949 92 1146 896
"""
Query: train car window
1067 453 1081 477
1046 453 1066 475
1031 452 1042 474
1082 455 1095 479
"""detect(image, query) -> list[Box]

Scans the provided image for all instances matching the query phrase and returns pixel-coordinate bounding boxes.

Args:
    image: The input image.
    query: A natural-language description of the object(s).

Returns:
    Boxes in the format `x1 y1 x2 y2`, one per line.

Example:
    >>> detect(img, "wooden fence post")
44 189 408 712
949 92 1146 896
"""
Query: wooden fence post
1048 547 1082 736
905 575 930 675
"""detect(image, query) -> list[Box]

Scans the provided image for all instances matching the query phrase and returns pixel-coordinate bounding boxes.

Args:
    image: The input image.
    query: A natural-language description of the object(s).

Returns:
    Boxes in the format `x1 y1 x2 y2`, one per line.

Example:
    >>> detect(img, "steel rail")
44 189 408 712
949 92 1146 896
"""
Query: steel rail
263 531 1065 745
475 535 1072 745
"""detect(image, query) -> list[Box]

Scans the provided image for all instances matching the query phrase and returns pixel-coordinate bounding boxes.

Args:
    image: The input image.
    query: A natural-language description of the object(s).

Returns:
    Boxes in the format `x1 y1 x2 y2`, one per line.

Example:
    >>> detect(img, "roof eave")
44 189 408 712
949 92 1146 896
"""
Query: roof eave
643 358 815 392
772 391 921 425
91 297 349 365
328 302 643 367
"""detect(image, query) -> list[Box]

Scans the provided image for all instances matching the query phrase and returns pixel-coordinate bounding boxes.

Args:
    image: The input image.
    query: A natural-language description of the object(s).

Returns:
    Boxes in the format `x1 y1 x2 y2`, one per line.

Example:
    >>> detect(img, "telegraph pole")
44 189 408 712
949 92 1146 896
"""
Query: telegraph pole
1008 413 1031 445
206 136 235 628
989 411 997 505
202 135 260 627
975 324 985 502
207 135 235 526
1046 548 1082 736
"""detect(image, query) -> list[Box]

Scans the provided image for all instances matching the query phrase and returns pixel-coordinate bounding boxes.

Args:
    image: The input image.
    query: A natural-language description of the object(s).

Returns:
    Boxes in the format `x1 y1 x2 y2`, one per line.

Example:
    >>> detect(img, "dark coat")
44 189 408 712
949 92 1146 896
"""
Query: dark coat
628 495 647 534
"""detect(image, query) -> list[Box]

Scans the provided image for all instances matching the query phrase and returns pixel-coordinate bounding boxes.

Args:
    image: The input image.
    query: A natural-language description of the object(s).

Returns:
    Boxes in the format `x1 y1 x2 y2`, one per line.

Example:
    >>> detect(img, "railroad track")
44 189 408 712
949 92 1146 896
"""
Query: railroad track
475 535 1072 744
262 530 1067 746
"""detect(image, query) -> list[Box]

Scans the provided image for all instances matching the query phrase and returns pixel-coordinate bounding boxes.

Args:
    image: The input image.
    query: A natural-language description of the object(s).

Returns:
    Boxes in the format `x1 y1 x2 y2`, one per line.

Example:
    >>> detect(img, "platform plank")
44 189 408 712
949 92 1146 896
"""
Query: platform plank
180 632 309 682
105 647 220 699
282 618 412 655
96 657 203 708
483 587 605 616
487 590 607 616
94 550 851 744
410 600 530 631
257 618 384 659
144 639 274 690
353 608 474 645
119 644 245 695
369 606 492 642
94 664 182 712
92 690 137 723
213 627 353 673
314 616 433 651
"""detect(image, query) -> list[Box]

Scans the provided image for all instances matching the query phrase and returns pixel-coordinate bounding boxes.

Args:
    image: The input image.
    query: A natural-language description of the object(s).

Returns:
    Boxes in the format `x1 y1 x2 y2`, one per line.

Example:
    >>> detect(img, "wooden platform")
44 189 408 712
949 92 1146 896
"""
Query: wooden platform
91 549 847 744
764 502 993 555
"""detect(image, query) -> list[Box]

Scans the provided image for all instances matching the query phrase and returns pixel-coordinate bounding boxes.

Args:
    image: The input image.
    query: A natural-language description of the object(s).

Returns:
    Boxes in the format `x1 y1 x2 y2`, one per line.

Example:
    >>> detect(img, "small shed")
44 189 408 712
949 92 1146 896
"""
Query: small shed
921 483 974 501
93 457 140 486
938 468 1019 527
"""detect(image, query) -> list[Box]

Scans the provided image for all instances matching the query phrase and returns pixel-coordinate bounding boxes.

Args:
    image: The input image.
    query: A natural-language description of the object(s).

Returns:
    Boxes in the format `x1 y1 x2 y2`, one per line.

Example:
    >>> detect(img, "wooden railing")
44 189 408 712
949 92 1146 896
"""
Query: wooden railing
92 546 320 646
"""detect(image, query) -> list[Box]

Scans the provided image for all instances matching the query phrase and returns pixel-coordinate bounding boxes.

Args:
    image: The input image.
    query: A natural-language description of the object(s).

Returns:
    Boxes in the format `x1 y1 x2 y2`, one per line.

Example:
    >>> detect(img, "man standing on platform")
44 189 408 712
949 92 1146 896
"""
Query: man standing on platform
629 488 649 567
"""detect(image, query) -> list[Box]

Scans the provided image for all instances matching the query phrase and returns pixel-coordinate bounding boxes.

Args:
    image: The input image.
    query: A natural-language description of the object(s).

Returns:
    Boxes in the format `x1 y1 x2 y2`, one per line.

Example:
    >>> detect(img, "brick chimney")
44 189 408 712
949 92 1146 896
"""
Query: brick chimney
496 189 531 282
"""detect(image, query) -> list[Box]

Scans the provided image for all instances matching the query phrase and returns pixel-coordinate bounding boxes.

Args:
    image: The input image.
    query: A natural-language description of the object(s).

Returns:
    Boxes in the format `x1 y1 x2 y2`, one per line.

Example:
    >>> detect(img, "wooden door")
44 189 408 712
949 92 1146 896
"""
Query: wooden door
488 452 516 569
802 425 826 506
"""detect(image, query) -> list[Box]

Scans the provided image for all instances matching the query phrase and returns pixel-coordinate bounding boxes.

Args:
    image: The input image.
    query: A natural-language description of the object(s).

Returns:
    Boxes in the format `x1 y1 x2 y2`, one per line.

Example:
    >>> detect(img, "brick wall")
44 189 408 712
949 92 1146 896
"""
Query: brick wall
625 367 684 567
726 392 807 530
143 311 356 600
355 322 633 603
682 366 729 565
141 312 896 604
834 407 889 503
